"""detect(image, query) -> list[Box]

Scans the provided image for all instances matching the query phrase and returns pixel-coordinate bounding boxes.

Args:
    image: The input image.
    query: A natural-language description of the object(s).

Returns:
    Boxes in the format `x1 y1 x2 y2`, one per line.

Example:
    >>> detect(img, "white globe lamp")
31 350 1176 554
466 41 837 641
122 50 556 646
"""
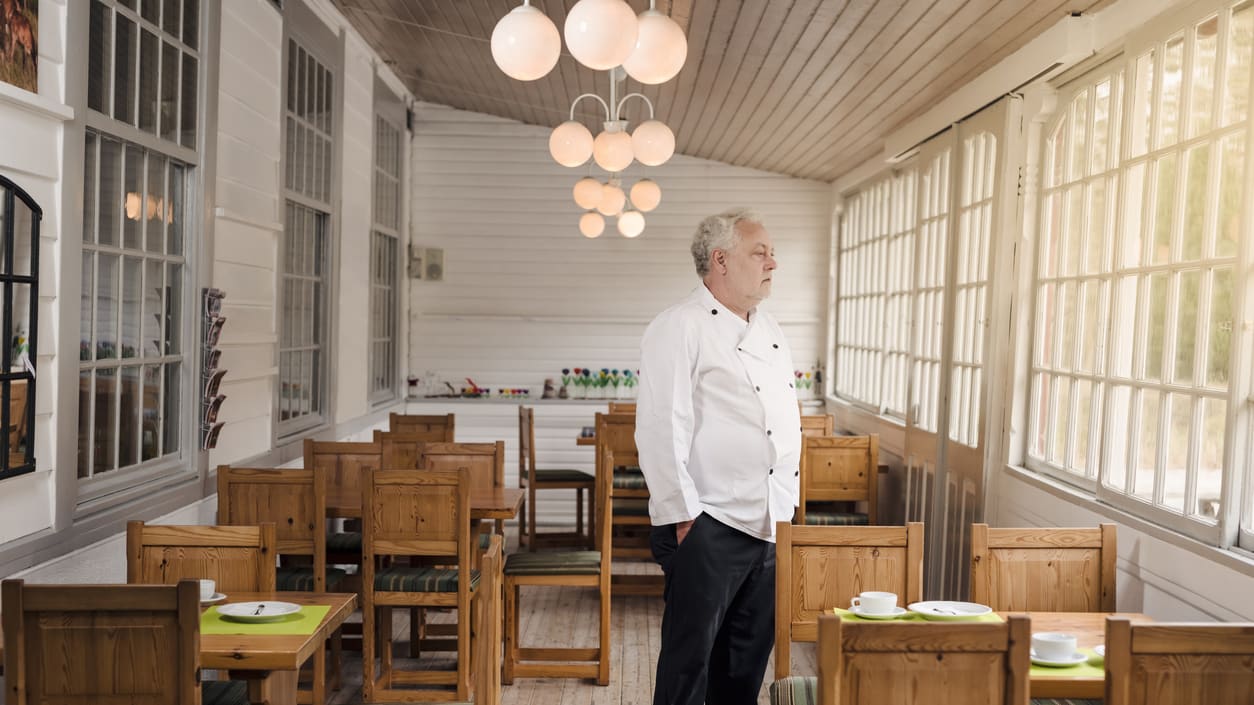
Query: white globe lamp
594 122 634 172
632 119 675 166
630 179 661 212
580 211 605 238
550 121 594 167
597 183 626 216
491 2 561 81
573 177 603 210
622 9 688 84
564 0 639 70
618 210 645 238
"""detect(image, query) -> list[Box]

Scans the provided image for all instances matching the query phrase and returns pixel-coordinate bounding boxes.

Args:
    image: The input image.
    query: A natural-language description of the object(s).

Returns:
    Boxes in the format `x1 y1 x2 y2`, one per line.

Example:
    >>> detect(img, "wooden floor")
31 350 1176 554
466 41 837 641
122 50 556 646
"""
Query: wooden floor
324 533 818 704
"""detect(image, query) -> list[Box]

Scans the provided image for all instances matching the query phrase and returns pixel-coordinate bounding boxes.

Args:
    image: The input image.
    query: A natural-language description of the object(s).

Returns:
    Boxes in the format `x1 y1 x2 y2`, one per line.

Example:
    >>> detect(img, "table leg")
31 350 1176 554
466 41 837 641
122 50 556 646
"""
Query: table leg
234 670 299 705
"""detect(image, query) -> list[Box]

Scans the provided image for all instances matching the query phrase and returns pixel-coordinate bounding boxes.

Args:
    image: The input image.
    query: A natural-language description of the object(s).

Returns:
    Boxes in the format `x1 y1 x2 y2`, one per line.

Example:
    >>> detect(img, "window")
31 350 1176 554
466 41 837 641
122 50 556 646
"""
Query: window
369 115 401 404
0 176 40 481
1029 0 1254 545
834 169 916 419
79 0 198 492
278 37 334 434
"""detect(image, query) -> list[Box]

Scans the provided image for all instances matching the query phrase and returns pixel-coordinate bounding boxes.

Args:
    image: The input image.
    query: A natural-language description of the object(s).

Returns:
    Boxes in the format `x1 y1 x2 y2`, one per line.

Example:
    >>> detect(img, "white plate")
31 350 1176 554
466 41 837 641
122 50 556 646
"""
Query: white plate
849 605 909 620
216 601 301 622
200 592 227 605
906 601 993 621
1089 645 1105 661
1030 649 1089 667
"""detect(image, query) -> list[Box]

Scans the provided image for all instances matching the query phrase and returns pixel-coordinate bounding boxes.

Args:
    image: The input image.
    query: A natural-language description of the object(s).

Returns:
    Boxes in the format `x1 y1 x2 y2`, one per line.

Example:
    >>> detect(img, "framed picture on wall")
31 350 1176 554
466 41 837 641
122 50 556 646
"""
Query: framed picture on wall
0 0 38 93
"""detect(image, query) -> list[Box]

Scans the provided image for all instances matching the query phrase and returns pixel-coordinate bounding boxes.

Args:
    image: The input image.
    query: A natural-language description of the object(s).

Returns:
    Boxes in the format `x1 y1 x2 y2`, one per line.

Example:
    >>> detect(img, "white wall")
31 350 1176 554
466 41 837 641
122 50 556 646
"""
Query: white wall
407 103 833 396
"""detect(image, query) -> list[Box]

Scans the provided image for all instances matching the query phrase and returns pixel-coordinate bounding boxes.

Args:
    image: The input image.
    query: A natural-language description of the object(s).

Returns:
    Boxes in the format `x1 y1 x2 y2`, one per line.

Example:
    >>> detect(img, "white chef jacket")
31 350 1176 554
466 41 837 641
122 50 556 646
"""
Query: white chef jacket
634 285 802 542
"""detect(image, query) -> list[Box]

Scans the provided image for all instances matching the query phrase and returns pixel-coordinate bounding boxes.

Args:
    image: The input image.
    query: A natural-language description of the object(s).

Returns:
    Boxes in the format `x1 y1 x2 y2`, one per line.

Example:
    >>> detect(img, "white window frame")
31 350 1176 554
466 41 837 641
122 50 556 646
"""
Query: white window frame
1027 0 1254 549
369 111 402 405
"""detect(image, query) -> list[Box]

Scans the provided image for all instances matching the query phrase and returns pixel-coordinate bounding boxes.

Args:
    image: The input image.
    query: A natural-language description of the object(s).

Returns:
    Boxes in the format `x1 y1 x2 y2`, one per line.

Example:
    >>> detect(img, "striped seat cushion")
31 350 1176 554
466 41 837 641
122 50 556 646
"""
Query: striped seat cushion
275 566 348 592
203 680 249 705
505 550 601 576
374 565 480 592
804 511 869 526
612 471 647 490
613 498 650 516
327 531 362 554
535 468 595 483
615 465 642 473
769 676 816 705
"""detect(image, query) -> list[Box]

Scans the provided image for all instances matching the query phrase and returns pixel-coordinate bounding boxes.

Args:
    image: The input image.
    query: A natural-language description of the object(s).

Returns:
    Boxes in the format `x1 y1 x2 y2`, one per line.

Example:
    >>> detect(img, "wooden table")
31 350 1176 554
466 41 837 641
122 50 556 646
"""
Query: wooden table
203 591 357 705
326 486 524 520
1002 611 1151 699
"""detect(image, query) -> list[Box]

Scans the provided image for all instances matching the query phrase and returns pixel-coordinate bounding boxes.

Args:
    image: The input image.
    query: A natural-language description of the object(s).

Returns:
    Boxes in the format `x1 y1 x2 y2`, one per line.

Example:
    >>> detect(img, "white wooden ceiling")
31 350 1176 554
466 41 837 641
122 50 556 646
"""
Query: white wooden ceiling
332 0 1115 182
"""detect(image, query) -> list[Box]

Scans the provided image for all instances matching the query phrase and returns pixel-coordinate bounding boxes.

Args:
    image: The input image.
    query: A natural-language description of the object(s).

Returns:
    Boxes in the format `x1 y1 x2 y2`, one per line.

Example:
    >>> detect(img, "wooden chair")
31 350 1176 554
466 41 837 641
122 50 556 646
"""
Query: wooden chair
606 401 636 413
1105 617 1254 705
800 413 834 437
970 523 1117 611
476 535 505 705
503 430 612 685
1 579 234 705
773 521 924 679
361 467 478 702
809 612 1031 705
217 465 342 704
374 429 429 469
304 438 383 564
796 435 878 526
422 440 506 535
389 412 455 441
126 520 276 593
518 406 595 550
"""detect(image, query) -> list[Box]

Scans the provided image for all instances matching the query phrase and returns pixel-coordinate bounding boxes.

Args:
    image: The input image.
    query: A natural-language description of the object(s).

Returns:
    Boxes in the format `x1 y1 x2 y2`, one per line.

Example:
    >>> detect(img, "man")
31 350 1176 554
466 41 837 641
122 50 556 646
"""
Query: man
636 208 802 705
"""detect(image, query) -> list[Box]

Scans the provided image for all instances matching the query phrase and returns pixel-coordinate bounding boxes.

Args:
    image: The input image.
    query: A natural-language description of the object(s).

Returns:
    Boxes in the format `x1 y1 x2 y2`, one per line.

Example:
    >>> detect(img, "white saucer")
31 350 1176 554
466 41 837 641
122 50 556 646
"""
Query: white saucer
1092 645 1105 658
907 600 993 621
849 606 908 620
216 601 301 622
200 592 227 605
1030 649 1089 667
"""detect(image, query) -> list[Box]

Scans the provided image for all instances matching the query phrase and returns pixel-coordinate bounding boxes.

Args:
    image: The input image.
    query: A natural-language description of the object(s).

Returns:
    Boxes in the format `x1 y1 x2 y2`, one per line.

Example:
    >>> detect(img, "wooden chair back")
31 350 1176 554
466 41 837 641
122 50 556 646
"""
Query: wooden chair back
970 523 1117 611
774 521 924 678
477 534 504 705
421 441 506 492
217 465 327 589
373 429 430 469
607 402 636 414
800 413 834 437
798 434 879 524
305 438 382 516
1105 617 1254 705
2 579 201 705
389 412 455 441
596 412 639 472
816 612 1031 705
518 406 538 482
362 467 469 563
127 521 277 593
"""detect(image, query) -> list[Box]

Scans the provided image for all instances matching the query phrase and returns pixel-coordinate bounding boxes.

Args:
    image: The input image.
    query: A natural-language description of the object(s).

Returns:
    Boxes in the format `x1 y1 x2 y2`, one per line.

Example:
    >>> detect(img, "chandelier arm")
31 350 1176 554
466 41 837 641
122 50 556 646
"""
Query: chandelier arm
569 93 612 121
616 93 656 121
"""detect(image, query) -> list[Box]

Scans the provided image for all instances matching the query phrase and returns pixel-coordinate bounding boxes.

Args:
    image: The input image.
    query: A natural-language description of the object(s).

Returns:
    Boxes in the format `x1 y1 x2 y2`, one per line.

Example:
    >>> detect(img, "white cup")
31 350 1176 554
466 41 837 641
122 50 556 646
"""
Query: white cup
199 579 216 601
1032 632 1077 661
849 591 897 615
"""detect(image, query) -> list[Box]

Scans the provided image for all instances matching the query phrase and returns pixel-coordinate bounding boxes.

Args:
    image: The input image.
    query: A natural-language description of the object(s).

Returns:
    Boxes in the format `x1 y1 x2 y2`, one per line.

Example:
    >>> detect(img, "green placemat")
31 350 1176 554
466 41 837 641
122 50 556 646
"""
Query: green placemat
832 607 1005 623
201 604 331 636
1029 648 1105 679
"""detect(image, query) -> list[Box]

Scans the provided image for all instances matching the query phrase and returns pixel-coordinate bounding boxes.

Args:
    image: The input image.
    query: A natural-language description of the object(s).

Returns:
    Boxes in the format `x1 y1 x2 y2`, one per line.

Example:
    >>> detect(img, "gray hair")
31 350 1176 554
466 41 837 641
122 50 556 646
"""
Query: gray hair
691 208 764 277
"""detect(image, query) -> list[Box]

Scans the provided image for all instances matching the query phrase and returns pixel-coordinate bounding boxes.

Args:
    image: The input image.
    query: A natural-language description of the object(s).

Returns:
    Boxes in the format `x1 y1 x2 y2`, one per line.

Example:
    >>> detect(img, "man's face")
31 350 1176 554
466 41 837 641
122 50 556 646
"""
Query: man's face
716 222 777 305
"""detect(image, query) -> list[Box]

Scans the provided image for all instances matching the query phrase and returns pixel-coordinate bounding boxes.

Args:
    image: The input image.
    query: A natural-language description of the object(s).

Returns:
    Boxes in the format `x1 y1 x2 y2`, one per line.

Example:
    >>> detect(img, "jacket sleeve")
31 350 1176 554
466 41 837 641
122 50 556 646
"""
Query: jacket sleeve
634 312 702 525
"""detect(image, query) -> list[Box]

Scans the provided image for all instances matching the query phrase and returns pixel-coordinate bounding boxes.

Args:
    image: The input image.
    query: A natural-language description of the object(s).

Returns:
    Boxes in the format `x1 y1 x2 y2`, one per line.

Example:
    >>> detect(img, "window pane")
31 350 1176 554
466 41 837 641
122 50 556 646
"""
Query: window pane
1051 377 1072 464
1078 281 1103 373
1085 178 1109 274
1182 144 1210 261
1072 379 1096 475
1040 191 1062 278
160 42 179 142
1190 17 1219 137
1063 185 1083 276
114 13 136 124
182 0 198 49
1196 398 1225 519
119 365 141 467
140 0 160 24
1070 91 1090 181
162 0 180 36
164 262 181 355
1223 1 1254 126
1151 153 1177 266
142 364 161 461
162 361 180 453
84 133 98 243
180 53 197 148
139 29 159 133
1092 80 1112 174
1216 134 1245 257
1134 389 1161 500
1207 266 1233 387
1035 283 1055 367
168 163 183 255
144 259 163 357
1105 385 1133 490
1111 275 1138 378
97 254 119 360
99 137 122 247
89 1 111 114
123 145 143 249
94 367 118 474
146 154 166 252
1032 373 1049 458
1144 273 1168 381
80 252 94 361
1164 393 1194 513
78 370 93 478
1159 35 1185 148
1119 162 1147 267
1174 270 1200 385
121 256 141 358
1058 281 1076 371
1131 51 1155 157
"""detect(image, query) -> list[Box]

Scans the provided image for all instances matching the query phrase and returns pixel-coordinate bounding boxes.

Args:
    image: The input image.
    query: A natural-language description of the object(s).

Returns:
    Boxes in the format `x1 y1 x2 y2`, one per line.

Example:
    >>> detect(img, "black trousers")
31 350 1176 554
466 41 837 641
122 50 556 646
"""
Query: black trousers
650 513 775 705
